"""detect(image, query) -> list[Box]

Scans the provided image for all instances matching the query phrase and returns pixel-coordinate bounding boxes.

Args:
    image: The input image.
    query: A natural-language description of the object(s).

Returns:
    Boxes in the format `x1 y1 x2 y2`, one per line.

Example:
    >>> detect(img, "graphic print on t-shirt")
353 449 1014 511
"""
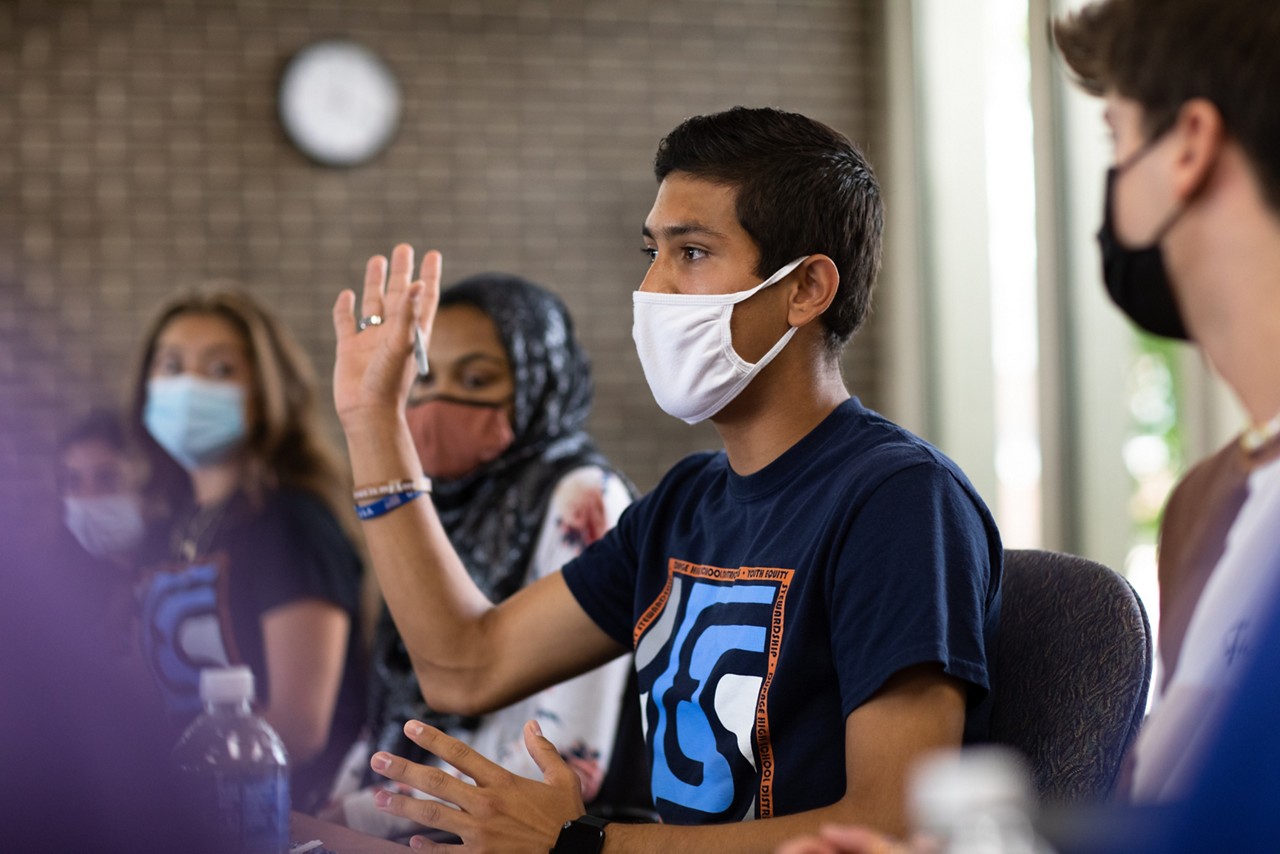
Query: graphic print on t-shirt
139 556 239 719
633 558 792 823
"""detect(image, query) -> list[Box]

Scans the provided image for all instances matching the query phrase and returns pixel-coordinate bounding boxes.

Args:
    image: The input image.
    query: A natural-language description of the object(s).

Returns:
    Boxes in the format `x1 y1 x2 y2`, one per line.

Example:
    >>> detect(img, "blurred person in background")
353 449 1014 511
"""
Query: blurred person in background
322 272 639 838
777 0 1280 850
55 409 149 573
51 409 152 650
0 514 214 854
1059 0 1280 809
1055 0 1280 805
128 286 366 812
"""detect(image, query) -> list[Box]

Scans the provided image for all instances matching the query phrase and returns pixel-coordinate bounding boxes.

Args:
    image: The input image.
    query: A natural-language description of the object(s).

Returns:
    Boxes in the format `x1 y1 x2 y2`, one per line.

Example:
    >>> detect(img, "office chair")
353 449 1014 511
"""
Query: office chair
988 548 1153 803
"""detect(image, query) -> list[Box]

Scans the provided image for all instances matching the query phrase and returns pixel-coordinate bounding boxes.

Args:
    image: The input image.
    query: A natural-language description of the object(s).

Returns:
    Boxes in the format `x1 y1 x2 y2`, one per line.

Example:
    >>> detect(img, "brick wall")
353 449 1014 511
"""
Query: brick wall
0 0 883 531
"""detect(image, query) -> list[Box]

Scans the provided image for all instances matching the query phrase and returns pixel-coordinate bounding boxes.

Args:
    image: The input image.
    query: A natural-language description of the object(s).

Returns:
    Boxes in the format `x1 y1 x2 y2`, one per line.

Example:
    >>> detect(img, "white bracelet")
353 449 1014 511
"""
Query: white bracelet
353 477 433 501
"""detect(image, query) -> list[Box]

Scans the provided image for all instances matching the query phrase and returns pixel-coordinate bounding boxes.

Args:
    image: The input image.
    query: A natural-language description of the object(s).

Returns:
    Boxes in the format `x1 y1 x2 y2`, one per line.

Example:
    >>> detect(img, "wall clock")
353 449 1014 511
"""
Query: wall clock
279 40 401 167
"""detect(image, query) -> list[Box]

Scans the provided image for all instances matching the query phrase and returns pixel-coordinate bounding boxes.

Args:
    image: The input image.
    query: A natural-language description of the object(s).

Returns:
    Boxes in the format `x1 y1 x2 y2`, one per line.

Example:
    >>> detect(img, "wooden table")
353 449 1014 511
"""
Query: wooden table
291 812 409 853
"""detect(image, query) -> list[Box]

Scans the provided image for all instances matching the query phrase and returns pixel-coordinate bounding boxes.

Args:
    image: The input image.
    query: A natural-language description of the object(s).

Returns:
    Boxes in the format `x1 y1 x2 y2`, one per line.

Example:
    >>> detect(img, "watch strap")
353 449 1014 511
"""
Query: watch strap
551 813 610 854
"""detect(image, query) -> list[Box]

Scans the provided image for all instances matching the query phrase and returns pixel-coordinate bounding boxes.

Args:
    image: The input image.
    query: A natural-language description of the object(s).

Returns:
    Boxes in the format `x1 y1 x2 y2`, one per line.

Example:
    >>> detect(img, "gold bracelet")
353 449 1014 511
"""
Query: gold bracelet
353 477 433 502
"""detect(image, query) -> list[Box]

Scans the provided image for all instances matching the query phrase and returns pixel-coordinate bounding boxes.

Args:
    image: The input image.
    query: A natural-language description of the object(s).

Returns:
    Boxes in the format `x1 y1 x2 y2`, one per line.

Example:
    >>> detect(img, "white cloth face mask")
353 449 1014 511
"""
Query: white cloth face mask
63 493 146 562
632 256 808 424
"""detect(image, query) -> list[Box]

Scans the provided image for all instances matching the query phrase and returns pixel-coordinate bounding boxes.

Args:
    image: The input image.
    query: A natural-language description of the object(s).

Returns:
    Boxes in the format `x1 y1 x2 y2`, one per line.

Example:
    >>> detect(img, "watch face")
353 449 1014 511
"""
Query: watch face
554 818 607 854
278 40 401 167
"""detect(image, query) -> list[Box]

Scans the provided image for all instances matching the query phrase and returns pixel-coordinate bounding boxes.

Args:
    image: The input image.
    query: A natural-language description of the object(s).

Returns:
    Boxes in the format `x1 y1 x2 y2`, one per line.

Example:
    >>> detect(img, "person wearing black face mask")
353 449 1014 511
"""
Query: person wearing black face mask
1028 5 1280 835
776 2 1280 852
1069 5 1280 808
1096 122 1194 341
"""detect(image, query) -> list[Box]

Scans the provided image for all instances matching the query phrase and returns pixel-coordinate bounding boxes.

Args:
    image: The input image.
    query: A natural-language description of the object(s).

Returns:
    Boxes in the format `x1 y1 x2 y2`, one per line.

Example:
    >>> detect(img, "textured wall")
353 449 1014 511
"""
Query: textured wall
0 0 884 529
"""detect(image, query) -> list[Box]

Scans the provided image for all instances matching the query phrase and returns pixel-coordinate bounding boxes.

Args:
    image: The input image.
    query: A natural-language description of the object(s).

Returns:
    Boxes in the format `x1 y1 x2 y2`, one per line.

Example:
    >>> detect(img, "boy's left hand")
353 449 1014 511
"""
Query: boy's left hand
369 718 586 853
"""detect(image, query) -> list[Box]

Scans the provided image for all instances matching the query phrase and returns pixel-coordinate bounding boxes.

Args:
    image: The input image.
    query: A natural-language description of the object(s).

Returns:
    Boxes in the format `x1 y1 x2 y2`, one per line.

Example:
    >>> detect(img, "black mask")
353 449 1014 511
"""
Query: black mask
1096 148 1191 341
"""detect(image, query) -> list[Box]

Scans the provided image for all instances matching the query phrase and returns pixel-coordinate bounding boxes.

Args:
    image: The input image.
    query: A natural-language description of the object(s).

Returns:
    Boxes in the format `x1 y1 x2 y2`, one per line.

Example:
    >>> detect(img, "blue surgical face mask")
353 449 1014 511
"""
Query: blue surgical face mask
63 493 146 562
144 375 248 471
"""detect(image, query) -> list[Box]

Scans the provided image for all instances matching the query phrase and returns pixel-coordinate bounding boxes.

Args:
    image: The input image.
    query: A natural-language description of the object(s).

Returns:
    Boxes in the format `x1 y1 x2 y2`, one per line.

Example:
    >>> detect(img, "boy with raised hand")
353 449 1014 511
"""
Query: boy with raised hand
332 106 1000 853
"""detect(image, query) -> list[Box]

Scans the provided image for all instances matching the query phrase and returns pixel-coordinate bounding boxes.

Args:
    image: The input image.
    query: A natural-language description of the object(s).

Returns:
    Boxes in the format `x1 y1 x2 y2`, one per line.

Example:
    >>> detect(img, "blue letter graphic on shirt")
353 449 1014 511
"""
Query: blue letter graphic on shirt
635 560 790 823
140 560 235 719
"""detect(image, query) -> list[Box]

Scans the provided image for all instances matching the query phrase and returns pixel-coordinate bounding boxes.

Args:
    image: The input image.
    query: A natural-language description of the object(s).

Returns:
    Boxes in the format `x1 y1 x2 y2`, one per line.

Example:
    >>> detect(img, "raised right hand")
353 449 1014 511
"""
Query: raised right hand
331 244 441 431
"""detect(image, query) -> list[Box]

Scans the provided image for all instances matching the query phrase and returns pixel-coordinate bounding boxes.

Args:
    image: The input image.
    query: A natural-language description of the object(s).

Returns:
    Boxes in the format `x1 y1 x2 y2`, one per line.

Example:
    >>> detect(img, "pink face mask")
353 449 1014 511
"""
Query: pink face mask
405 397 516 480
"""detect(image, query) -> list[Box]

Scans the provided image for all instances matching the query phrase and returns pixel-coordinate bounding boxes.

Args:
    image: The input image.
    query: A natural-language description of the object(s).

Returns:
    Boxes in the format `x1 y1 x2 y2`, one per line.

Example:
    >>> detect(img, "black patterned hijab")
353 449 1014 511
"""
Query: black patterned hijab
428 272 607 600
365 273 631 769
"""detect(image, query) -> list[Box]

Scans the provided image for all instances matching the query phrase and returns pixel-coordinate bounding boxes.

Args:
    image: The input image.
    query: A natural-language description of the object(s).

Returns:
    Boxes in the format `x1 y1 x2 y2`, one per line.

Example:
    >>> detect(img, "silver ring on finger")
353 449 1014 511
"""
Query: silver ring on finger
357 314 384 332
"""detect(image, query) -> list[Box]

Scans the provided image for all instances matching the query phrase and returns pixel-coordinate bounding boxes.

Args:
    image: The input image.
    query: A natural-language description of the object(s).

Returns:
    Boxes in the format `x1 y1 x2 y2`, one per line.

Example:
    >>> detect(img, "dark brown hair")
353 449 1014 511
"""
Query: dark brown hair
654 106 884 353
129 286 356 540
1054 0 1280 211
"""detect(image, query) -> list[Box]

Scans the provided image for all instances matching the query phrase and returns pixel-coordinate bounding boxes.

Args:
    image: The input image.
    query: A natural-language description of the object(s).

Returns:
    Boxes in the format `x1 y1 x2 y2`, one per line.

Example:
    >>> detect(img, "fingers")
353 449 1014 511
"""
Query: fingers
776 825 909 854
361 254 388 320
357 244 439 326
523 720 577 791
776 837 839 854
388 243 415 299
418 249 442 290
403 720 507 788
370 784 472 842
332 289 357 342
369 752 477 828
416 249 443 341
817 824 910 854
396 279 425 350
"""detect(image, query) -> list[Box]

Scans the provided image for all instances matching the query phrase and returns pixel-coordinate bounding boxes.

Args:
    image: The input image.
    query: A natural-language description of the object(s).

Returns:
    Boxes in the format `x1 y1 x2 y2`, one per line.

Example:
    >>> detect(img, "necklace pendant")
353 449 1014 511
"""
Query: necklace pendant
1241 412 1280 456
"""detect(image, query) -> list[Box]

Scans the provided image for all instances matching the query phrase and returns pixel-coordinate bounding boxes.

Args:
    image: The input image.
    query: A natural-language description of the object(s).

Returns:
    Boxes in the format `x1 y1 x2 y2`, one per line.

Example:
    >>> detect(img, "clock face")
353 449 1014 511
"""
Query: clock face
279 40 401 167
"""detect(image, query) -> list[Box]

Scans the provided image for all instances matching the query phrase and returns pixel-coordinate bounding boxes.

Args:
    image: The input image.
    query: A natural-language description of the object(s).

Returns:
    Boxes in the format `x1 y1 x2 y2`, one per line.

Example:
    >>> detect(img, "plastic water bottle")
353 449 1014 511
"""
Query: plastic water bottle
908 746 1053 854
173 666 290 854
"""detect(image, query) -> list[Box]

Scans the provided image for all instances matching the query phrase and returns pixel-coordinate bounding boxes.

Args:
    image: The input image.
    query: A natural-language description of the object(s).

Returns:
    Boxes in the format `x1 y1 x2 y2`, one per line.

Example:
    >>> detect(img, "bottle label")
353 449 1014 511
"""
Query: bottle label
186 769 290 854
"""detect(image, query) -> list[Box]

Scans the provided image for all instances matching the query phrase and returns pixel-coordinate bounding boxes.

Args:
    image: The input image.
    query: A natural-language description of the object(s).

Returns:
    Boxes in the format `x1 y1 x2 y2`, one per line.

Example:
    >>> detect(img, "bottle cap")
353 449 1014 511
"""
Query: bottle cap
199 665 255 705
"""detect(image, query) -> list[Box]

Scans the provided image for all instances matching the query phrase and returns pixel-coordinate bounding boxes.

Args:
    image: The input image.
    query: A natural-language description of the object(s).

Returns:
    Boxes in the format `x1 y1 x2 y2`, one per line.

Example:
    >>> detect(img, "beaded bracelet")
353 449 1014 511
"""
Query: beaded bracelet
355 489 425 521
352 477 433 501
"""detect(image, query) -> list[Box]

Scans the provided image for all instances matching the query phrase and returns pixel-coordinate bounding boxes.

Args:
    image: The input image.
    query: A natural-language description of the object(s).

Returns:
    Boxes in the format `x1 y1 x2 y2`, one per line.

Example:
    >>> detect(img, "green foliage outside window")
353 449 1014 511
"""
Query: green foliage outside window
1124 333 1185 546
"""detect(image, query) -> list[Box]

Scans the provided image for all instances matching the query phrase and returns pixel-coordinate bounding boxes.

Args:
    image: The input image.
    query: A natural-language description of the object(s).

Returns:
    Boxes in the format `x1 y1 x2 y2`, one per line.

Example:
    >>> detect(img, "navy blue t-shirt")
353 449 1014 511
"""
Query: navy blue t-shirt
137 488 366 812
562 398 1001 825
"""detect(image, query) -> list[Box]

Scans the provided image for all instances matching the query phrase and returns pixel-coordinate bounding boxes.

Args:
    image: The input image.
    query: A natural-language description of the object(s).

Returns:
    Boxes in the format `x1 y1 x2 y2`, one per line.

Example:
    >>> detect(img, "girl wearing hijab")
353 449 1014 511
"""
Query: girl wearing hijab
129 287 366 812
323 273 636 837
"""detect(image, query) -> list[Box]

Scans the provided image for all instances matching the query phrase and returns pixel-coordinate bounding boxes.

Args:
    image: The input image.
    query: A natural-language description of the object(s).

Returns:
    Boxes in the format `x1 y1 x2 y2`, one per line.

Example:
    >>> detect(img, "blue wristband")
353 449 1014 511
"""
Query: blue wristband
355 489 424 521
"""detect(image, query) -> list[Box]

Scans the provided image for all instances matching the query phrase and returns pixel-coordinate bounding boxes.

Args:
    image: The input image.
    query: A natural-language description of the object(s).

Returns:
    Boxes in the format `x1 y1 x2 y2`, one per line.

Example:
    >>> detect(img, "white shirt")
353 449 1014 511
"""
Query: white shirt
1130 455 1280 801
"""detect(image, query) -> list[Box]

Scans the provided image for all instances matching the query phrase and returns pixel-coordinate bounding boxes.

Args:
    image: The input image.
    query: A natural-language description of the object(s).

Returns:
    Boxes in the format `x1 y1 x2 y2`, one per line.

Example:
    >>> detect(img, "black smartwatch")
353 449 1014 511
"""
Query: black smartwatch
551 813 610 853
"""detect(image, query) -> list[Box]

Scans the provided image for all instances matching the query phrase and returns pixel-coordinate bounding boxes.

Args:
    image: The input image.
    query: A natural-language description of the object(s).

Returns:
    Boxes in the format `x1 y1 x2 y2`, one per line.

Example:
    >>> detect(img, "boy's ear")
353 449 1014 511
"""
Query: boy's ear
788 255 840 328
1170 98 1224 201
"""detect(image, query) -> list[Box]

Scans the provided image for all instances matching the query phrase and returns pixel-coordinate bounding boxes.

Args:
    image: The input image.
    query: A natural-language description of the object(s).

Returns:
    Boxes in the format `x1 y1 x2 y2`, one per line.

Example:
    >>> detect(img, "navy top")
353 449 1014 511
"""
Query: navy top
137 488 365 811
563 398 1001 824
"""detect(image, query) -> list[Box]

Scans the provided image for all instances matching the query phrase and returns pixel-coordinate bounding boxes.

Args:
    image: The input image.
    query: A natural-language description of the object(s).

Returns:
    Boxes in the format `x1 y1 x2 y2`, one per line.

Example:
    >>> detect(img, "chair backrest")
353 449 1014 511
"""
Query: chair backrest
988 549 1153 804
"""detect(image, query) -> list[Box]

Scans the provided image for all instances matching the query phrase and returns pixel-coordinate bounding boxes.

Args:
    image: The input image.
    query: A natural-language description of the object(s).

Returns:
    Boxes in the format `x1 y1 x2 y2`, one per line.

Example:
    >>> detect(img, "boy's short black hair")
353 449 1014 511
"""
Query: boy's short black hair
654 106 884 352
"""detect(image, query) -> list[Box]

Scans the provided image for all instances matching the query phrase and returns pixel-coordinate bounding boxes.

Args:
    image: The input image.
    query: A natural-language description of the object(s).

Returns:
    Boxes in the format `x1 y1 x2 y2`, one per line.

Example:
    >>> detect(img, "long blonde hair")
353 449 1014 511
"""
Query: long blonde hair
129 286 356 540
